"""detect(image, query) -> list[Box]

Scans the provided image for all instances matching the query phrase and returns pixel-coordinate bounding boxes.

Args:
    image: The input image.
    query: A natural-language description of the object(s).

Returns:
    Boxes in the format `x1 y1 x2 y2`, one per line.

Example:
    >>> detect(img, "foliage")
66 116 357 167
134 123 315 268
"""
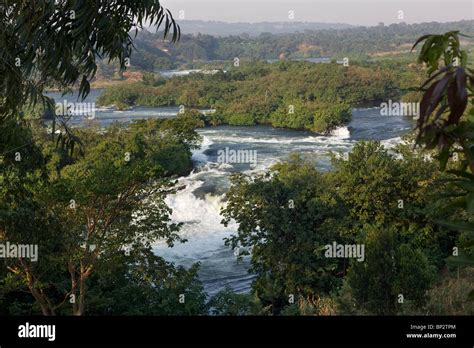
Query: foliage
142 72 167 87
425 267 474 315
127 21 474 70
207 287 264 315
85 251 206 315
280 295 337 316
347 226 436 315
0 0 180 120
412 31 474 295
97 60 421 133
221 156 348 313
0 117 207 315
222 141 452 314
271 100 351 133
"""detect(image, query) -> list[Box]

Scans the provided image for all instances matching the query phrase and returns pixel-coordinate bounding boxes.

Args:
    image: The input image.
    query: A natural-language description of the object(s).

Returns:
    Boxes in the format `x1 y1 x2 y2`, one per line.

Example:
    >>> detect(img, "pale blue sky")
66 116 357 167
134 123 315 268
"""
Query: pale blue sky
161 0 473 25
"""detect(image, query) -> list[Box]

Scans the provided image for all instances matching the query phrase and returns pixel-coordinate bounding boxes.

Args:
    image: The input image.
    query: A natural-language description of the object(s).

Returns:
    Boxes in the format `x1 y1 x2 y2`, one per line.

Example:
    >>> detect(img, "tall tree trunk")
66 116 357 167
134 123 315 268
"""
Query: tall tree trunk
77 273 87 315
69 262 79 315
23 265 54 315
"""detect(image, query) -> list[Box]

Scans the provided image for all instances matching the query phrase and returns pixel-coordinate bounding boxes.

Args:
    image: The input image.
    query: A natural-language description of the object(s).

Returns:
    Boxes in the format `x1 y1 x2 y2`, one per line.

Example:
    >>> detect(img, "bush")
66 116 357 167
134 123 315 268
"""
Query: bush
425 267 474 315
347 226 436 315
207 288 264 315
270 100 351 133
280 295 337 316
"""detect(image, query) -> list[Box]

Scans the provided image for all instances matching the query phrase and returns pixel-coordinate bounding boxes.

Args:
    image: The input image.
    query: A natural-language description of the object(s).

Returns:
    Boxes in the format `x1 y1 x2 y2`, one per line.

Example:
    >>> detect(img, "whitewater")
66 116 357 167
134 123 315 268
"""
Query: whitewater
153 108 415 297
46 90 415 297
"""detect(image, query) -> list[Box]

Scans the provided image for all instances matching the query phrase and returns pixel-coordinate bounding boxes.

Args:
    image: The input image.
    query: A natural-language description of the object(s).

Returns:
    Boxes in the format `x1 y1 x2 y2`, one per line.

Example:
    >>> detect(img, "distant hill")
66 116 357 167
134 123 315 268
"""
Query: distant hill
96 20 474 76
170 20 353 36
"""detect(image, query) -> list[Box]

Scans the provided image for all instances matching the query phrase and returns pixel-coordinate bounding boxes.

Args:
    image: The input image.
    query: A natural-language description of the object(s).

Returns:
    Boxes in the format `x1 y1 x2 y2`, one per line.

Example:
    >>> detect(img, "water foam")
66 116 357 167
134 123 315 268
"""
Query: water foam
381 136 402 149
330 126 351 139
192 136 213 163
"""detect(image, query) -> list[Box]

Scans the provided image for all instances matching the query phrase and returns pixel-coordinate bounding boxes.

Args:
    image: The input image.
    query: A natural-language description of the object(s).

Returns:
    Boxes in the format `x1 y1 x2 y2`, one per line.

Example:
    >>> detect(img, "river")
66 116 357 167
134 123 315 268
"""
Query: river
46 90 415 297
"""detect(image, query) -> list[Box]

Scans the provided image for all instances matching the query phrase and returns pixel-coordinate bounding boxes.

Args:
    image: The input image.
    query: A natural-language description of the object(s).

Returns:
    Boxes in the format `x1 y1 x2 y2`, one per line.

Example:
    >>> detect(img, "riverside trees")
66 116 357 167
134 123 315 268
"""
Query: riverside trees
219 31 474 315
221 141 451 314
0 117 209 315
97 60 421 133
0 1 210 316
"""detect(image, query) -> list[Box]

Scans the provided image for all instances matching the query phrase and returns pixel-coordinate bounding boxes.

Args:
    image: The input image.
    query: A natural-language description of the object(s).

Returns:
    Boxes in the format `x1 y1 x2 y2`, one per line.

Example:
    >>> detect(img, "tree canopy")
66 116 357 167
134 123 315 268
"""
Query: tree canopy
1 0 180 120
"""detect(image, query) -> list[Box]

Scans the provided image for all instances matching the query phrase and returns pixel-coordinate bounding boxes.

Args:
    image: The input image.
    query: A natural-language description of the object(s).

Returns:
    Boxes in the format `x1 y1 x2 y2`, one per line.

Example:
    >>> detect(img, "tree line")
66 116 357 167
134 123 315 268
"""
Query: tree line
97 60 424 133
121 20 474 70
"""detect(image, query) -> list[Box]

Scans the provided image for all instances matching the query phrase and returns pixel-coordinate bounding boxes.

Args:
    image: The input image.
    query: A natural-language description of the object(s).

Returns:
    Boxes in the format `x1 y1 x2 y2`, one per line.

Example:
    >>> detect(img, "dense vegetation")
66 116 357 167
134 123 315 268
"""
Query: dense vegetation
3 119 473 315
175 20 352 37
97 60 423 133
220 140 456 314
119 20 474 70
0 115 210 315
1 0 473 316
215 31 474 315
0 0 210 316
0 0 180 121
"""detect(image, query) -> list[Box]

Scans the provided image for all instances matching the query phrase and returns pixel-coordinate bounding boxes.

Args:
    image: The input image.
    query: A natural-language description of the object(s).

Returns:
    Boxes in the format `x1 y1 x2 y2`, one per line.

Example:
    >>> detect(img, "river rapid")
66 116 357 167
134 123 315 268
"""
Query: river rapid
47 89 414 297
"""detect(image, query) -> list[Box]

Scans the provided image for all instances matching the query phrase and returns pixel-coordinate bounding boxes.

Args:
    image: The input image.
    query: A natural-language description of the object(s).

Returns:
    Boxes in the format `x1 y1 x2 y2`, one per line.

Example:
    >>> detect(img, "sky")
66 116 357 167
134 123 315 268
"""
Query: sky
161 0 474 26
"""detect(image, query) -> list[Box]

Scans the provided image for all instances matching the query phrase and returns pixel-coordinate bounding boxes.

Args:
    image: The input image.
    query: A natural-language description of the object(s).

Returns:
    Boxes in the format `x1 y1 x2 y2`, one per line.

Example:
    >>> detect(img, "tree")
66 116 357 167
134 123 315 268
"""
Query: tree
1 118 206 315
207 287 264 316
1 0 180 120
412 31 474 297
222 155 349 314
0 0 191 316
86 251 207 315
347 226 435 315
142 72 166 87
222 140 451 314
